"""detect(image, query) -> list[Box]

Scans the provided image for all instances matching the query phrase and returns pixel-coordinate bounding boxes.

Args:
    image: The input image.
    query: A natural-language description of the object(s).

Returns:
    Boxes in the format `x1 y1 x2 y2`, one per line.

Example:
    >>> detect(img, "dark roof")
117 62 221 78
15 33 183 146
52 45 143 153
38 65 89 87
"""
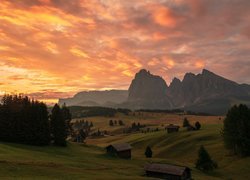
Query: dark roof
144 163 190 176
166 124 180 129
107 143 132 152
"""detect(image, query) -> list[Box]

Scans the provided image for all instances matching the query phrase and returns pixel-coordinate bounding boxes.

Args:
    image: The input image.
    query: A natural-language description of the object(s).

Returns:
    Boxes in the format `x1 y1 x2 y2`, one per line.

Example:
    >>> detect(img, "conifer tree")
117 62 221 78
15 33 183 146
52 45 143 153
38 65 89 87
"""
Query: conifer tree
183 117 190 127
61 103 72 136
195 121 201 130
51 104 67 146
145 146 153 158
109 120 114 126
196 145 217 171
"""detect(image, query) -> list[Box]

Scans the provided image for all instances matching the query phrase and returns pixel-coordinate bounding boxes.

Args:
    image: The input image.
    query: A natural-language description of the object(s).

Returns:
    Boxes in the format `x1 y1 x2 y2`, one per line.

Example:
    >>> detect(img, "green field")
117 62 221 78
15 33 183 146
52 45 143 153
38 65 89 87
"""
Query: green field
0 113 250 179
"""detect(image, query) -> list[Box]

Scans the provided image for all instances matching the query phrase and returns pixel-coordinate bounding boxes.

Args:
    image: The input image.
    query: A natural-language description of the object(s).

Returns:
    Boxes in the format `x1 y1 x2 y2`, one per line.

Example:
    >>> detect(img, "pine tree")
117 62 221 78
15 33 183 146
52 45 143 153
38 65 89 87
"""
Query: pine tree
61 104 72 136
196 145 217 171
109 120 114 126
222 104 250 156
51 104 67 146
195 121 201 130
90 122 94 127
183 117 190 127
145 146 153 158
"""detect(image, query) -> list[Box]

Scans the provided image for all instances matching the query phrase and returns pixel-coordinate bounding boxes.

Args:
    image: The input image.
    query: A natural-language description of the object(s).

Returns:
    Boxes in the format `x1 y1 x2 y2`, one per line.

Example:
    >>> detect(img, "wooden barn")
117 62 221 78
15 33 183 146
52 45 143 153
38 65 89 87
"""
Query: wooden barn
106 143 132 159
144 163 191 180
166 124 180 133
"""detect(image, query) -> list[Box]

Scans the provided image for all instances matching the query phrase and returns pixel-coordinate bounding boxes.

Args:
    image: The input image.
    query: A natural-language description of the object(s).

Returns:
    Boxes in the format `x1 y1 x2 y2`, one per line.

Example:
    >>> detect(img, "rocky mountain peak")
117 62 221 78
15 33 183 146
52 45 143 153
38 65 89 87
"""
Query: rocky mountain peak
127 69 172 108
169 77 181 88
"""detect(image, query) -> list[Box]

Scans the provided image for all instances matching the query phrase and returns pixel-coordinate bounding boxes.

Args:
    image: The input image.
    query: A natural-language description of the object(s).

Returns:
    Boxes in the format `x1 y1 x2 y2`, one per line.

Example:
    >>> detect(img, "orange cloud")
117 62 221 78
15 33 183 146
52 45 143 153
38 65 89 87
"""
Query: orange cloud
70 47 90 58
152 6 177 28
195 60 205 68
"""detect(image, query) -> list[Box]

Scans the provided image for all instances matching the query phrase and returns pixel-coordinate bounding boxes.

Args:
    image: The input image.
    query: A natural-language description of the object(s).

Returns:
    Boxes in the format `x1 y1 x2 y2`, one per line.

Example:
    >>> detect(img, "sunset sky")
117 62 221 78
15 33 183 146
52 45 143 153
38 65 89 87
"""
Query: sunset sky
0 0 250 103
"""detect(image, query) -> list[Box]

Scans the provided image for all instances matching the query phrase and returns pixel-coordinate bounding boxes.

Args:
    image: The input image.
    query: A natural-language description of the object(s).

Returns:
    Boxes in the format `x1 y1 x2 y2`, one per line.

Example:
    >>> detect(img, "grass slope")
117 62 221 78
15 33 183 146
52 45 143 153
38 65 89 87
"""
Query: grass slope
1 113 250 179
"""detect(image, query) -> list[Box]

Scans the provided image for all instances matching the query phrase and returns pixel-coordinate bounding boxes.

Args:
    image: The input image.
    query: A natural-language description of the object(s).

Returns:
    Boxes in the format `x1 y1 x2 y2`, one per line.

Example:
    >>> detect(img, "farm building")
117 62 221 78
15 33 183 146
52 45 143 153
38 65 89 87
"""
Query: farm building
106 143 132 159
166 124 180 133
144 163 191 180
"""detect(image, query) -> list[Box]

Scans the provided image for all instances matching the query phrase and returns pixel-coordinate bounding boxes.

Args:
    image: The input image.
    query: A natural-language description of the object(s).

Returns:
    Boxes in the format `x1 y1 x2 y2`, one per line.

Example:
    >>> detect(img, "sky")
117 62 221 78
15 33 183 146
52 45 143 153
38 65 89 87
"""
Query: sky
0 0 250 103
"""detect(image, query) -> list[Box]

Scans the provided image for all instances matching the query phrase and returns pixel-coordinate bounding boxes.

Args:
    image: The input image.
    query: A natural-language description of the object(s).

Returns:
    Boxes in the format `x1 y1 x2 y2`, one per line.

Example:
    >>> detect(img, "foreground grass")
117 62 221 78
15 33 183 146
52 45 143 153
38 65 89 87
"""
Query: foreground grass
0 142 147 179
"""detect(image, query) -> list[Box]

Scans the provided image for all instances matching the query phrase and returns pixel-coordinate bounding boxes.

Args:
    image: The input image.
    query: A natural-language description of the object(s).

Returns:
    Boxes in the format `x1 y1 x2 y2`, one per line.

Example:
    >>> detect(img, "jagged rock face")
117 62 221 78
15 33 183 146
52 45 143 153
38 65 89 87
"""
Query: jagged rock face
127 69 172 109
168 69 250 108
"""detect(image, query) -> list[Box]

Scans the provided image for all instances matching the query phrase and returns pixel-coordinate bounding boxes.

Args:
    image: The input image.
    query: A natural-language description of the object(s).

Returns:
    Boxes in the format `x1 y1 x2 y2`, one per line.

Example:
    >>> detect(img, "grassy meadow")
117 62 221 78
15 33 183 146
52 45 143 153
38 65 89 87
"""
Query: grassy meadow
1 112 250 179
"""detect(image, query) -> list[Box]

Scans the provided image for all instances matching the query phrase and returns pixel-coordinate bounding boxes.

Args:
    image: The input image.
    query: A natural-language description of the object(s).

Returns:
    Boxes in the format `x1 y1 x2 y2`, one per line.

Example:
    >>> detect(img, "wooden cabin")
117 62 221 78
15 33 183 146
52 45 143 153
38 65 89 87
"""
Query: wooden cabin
166 124 180 133
106 143 132 159
144 163 191 180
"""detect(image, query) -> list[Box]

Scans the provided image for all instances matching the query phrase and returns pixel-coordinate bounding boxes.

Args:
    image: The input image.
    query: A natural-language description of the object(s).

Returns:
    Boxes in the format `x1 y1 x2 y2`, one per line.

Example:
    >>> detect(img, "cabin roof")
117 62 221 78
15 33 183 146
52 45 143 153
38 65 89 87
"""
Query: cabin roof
166 124 180 129
106 143 132 152
144 163 189 176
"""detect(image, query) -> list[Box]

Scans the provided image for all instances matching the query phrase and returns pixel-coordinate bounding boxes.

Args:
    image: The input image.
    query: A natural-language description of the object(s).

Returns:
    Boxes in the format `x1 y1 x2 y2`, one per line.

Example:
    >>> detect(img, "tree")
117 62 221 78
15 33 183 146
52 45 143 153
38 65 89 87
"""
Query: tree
195 121 201 130
222 104 250 156
196 145 217 171
51 104 67 146
90 122 94 127
109 120 114 126
61 103 72 136
145 146 153 158
118 120 124 126
183 117 190 127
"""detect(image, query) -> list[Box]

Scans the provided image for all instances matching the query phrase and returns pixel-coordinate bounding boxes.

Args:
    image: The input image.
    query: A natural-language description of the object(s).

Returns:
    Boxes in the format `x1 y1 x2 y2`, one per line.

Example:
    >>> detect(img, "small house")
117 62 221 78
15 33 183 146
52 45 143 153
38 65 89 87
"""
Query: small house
144 163 191 180
166 124 180 133
106 143 132 159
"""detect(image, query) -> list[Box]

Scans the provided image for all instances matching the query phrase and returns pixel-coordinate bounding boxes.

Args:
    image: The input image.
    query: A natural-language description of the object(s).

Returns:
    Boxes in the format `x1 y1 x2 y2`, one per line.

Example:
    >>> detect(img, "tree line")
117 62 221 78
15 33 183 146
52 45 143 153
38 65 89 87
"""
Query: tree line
0 94 71 146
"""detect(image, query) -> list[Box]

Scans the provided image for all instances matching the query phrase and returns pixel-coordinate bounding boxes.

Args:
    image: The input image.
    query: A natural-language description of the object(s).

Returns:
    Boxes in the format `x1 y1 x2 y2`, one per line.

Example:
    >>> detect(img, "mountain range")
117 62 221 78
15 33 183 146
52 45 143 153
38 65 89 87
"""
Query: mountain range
59 69 250 115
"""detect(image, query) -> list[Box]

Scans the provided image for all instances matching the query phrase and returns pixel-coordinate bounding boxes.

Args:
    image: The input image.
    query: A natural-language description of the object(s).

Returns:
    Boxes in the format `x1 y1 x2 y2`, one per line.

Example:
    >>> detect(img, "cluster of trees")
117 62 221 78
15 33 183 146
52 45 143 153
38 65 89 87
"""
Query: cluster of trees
123 122 146 133
73 120 93 129
116 108 131 115
183 118 201 131
195 104 250 171
71 120 94 143
131 122 145 131
109 119 124 126
137 109 183 114
141 127 160 134
222 104 250 156
0 95 71 146
69 106 131 118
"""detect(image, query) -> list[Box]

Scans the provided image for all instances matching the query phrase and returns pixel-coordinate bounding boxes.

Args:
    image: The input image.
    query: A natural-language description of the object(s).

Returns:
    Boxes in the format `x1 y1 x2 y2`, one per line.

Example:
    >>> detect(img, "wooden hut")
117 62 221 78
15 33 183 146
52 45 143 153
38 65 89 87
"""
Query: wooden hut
166 124 180 133
144 163 191 180
106 143 132 159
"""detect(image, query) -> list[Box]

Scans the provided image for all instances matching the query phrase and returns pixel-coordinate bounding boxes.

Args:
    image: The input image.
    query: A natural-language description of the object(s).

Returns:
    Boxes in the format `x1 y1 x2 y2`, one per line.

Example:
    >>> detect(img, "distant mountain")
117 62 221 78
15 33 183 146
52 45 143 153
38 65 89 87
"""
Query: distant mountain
125 69 172 109
58 90 128 107
168 69 250 114
58 69 250 115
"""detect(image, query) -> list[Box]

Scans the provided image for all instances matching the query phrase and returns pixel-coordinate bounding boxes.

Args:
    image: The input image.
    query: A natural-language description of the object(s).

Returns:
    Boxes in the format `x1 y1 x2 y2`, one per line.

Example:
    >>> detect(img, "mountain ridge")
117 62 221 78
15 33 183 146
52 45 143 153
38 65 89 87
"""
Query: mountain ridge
59 69 250 115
